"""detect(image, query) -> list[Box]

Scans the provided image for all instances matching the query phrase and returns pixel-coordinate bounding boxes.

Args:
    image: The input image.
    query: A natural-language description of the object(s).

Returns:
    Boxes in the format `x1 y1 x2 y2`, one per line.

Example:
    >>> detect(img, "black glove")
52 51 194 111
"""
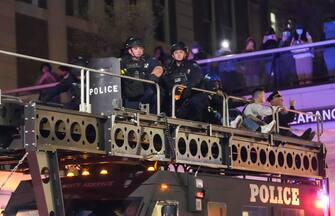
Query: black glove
148 74 159 83
181 86 192 100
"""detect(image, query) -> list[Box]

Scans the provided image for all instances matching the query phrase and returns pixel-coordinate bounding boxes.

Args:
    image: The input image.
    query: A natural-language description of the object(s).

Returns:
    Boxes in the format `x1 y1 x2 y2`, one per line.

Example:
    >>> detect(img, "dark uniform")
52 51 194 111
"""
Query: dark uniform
43 57 87 110
162 42 206 121
203 73 246 124
265 91 315 140
43 66 80 110
120 37 161 113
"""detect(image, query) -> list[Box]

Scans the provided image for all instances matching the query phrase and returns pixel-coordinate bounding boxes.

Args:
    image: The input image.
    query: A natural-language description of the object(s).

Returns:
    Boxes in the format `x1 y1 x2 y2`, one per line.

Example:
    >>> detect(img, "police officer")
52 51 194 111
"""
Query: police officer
162 42 206 121
202 73 225 124
121 37 163 113
203 73 245 127
43 56 87 110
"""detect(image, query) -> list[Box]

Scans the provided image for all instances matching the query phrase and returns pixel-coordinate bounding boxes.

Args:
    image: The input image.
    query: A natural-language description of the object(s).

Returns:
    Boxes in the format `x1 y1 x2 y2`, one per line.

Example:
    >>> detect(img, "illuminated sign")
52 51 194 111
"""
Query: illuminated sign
249 184 300 206
291 106 335 125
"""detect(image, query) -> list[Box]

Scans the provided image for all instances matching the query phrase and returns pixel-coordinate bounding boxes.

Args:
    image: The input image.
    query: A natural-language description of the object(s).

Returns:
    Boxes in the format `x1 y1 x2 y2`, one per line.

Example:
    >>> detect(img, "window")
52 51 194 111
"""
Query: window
16 14 49 87
208 202 227 216
151 201 178 216
274 208 304 216
152 0 165 42
168 0 177 44
193 0 213 54
65 0 89 19
16 0 47 9
242 206 269 216
242 206 304 216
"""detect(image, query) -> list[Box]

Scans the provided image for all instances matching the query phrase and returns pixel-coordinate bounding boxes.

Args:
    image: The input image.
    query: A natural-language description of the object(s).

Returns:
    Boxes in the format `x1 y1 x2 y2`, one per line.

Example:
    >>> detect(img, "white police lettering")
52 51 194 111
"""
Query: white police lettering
291 106 335 125
259 185 269 203
283 187 291 205
89 85 119 95
249 184 300 206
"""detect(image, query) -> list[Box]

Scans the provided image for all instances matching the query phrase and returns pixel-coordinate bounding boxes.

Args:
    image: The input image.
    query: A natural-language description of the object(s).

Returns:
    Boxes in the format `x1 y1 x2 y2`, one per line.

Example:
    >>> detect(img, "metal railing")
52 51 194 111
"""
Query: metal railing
0 48 326 138
2 82 59 95
225 95 251 127
197 39 335 65
171 84 226 126
0 89 23 104
273 108 323 142
0 49 161 114
196 39 335 93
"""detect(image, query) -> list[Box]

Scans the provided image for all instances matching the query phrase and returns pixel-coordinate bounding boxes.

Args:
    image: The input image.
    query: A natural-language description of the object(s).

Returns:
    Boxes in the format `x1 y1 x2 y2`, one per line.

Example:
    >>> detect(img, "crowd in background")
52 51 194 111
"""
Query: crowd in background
153 23 335 93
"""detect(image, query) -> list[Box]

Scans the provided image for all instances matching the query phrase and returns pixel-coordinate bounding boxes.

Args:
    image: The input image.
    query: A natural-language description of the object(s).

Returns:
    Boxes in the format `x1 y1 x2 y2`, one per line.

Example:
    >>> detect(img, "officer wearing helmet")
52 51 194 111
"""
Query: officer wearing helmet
203 73 246 127
162 41 206 121
121 36 163 113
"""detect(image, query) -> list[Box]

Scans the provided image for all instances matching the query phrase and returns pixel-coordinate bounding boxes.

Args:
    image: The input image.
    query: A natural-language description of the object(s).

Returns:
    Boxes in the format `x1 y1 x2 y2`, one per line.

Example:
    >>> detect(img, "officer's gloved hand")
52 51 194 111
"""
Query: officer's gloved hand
181 85 192 100
148 74 159 83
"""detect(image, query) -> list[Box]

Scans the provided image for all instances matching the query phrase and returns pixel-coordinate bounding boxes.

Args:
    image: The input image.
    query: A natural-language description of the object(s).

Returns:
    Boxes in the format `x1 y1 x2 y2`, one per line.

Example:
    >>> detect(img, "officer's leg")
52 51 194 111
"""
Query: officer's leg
140 87 158 114
187 94 208 122
64 102 79 110
176 99 189 119
229 109 242 122
161 92 172 116
123 97 140 110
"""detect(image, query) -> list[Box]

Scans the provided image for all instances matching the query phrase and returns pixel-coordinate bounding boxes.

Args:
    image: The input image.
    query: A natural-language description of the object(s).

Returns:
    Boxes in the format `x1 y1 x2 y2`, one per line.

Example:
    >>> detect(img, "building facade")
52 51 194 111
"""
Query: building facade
0 0 269 90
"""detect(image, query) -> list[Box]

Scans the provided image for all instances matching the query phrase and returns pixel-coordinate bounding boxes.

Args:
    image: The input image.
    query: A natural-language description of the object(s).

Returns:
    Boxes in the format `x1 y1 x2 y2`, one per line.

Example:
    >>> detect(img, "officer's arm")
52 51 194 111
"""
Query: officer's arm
189 64 203 87
151 66 163 78
43 80 69 102
287 106 296 122
148 58 163 82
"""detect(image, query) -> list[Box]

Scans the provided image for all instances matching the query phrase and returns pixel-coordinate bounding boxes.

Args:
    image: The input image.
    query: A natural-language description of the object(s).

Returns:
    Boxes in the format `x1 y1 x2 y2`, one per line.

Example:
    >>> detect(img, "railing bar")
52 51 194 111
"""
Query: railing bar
3 82 59 95
197 39 335 64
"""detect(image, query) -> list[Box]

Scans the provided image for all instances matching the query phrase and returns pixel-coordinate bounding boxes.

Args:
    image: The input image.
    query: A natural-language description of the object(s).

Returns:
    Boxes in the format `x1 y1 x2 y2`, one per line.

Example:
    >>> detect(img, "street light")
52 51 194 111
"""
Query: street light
221 40 230 49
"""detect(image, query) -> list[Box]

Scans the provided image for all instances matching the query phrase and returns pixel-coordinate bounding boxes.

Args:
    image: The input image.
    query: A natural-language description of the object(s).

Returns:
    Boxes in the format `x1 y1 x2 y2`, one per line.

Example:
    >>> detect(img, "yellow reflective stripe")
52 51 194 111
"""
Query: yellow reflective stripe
121 69 126 75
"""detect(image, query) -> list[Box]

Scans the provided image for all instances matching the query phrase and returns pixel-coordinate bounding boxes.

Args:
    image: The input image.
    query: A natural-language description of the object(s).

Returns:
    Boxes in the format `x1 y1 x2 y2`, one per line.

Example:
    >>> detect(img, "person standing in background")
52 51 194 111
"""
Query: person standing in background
240 37 261 88
291 25 314 85
260 28 279 88
278 29 298 86
35 63 59 103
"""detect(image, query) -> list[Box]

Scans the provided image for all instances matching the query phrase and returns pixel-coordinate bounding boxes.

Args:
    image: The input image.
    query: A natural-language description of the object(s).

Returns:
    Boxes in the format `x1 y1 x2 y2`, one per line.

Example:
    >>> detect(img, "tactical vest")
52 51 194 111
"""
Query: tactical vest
165 63 189 92
121 56 150 99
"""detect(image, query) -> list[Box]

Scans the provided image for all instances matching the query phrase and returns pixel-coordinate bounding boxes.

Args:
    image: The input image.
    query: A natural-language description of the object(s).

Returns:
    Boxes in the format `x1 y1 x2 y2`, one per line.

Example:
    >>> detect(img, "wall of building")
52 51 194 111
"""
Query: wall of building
0 0 17 89
0 0 268 89
0 0 105 89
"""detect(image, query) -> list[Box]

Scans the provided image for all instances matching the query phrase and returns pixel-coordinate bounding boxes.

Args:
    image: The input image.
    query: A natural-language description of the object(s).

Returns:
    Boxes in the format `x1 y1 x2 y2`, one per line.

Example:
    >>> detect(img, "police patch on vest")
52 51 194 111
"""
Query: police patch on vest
249 184 300 206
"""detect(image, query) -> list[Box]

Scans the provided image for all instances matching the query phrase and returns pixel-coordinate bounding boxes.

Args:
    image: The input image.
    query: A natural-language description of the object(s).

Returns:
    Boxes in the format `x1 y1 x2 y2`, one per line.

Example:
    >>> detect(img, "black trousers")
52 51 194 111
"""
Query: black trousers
123 87 158 114
176 93 208 122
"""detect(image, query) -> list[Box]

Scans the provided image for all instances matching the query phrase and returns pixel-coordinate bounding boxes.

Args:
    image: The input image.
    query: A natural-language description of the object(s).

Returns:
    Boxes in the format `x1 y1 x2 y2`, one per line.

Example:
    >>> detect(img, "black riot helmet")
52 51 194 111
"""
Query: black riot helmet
204 73 222 91
69 56 89 76
170 42 188 55
125 36 145 49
